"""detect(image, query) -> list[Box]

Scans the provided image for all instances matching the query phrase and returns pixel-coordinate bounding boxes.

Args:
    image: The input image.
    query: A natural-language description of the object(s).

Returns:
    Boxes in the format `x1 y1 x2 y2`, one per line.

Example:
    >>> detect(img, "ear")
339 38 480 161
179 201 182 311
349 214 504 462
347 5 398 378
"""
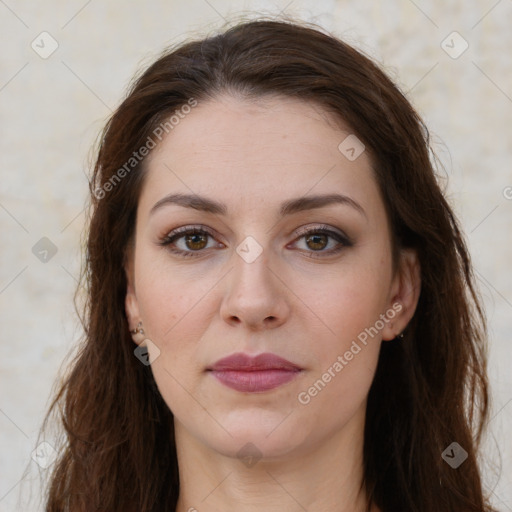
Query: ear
381 248 421 341
124 245 142 346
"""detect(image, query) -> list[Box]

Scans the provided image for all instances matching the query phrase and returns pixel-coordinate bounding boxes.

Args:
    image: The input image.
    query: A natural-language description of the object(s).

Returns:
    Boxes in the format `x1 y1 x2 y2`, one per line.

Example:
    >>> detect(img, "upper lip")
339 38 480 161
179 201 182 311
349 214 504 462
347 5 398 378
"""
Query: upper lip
207 352 302 372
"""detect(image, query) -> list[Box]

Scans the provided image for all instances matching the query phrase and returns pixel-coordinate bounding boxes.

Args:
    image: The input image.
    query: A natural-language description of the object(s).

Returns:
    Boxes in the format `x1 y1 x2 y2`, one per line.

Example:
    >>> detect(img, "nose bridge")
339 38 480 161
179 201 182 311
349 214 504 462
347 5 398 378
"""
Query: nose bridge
220 236 289 329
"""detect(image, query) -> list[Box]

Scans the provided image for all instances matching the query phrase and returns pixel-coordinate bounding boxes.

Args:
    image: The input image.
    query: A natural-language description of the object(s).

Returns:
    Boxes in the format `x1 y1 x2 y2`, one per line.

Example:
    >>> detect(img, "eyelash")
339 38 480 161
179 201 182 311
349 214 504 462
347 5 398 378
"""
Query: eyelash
158 224 353 259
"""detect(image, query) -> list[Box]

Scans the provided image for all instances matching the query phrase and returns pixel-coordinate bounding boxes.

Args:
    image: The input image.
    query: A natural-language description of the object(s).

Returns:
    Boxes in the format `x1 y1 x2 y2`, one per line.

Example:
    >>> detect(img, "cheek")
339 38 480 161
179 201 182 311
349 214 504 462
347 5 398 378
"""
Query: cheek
133 253 221 387
292 274 386 432
135 272 213 417
294 256 392 346
135 250 216 341
290 252 392 403
298 278 383 389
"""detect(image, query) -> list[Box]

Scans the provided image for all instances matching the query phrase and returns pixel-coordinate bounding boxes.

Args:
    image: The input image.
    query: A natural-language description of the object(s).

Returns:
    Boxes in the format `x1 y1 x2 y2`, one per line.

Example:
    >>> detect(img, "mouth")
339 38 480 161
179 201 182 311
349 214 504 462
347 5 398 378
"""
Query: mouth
208 368 302 392
206 352 303 392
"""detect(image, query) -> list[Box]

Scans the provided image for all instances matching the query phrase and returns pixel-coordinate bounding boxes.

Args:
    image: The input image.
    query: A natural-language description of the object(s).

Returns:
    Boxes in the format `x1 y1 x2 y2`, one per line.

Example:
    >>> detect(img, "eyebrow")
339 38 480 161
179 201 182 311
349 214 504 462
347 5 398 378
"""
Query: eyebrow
149 192 367 219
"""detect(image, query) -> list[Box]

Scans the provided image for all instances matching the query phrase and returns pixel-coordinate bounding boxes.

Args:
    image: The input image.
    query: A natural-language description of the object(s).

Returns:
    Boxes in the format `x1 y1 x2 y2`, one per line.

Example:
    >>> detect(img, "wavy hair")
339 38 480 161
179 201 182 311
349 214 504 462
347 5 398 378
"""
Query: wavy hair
41 17 496 512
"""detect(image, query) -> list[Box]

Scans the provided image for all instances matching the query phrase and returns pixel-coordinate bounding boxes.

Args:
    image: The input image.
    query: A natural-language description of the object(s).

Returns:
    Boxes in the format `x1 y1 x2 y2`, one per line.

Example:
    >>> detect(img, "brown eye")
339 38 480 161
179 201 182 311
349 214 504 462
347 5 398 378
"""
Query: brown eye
291 225 353 258
185 232 208 250
159 226 225 258
305 233 328 251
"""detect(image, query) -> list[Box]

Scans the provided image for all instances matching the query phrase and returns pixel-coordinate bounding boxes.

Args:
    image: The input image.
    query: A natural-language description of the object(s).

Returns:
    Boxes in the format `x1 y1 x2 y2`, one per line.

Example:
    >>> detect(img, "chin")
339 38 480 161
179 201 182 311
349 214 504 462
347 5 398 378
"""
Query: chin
212 435 304 464
204 416 310 460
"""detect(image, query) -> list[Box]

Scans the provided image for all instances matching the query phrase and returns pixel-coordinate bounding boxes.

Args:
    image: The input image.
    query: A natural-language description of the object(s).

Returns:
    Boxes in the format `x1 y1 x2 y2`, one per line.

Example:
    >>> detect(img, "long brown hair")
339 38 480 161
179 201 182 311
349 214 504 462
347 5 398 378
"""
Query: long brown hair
40 17 497 512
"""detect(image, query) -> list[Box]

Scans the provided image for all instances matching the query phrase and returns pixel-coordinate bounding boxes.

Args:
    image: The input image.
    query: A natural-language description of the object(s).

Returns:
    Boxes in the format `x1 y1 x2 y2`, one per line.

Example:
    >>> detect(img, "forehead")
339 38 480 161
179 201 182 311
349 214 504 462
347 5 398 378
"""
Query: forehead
139 94 383 220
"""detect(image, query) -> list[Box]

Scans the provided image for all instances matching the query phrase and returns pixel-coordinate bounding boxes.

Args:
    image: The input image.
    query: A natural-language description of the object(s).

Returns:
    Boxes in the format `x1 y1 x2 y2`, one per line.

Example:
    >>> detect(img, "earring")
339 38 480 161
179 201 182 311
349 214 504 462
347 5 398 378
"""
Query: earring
397 332 404 340
131 321 144 335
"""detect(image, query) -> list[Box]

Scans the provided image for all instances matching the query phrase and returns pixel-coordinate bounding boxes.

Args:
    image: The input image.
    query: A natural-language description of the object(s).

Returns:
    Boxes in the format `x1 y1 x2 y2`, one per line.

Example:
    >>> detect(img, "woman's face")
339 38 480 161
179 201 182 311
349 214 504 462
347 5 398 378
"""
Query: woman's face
125 94 419 460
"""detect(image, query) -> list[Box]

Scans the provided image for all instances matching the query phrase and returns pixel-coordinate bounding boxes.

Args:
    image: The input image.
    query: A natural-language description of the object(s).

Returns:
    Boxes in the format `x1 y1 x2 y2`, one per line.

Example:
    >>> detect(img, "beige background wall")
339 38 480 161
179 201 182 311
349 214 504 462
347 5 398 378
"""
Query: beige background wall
1 1 510 510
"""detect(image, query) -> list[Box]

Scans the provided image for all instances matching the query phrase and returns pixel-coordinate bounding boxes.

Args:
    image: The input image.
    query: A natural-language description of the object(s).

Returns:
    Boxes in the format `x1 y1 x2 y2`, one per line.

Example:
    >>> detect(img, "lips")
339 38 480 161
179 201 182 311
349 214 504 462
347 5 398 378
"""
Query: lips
207 352 302 372
206 352 303 392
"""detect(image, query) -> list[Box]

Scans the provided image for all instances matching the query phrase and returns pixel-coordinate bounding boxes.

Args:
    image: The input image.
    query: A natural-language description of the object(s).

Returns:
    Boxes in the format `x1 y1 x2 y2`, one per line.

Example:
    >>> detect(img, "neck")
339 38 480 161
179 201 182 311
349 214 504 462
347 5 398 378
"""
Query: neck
174 407 375 512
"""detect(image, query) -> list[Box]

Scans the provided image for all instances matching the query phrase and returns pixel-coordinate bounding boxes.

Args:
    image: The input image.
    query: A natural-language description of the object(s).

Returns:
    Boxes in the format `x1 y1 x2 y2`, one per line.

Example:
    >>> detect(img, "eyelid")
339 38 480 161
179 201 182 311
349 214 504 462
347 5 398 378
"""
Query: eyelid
292 223 350 241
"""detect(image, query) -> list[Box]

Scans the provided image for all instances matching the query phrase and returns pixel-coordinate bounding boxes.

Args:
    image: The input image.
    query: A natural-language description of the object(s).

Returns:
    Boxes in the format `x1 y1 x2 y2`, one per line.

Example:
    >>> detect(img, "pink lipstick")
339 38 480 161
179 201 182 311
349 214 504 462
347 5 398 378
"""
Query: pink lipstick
206 352 303 392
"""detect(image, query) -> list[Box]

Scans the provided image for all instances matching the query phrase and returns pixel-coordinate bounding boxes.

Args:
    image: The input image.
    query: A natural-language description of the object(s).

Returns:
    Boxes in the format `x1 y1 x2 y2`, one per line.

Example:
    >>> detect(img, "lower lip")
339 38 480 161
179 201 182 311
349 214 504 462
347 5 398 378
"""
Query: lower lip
208 369 302 392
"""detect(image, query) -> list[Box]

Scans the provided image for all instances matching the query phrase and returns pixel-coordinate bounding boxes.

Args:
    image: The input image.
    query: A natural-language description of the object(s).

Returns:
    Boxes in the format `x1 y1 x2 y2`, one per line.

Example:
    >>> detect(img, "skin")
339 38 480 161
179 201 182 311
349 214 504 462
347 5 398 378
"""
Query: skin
125 94 421 512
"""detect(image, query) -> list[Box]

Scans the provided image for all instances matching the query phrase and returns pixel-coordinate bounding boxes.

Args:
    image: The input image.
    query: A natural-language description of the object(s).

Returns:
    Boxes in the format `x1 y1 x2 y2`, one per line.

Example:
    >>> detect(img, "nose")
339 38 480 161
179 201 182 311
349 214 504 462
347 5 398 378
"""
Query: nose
220 244 291 331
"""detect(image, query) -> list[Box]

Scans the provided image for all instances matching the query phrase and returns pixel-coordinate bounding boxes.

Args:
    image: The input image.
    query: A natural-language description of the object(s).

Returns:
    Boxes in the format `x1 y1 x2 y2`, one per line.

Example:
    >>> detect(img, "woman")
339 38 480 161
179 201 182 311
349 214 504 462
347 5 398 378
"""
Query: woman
41 17 497 512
